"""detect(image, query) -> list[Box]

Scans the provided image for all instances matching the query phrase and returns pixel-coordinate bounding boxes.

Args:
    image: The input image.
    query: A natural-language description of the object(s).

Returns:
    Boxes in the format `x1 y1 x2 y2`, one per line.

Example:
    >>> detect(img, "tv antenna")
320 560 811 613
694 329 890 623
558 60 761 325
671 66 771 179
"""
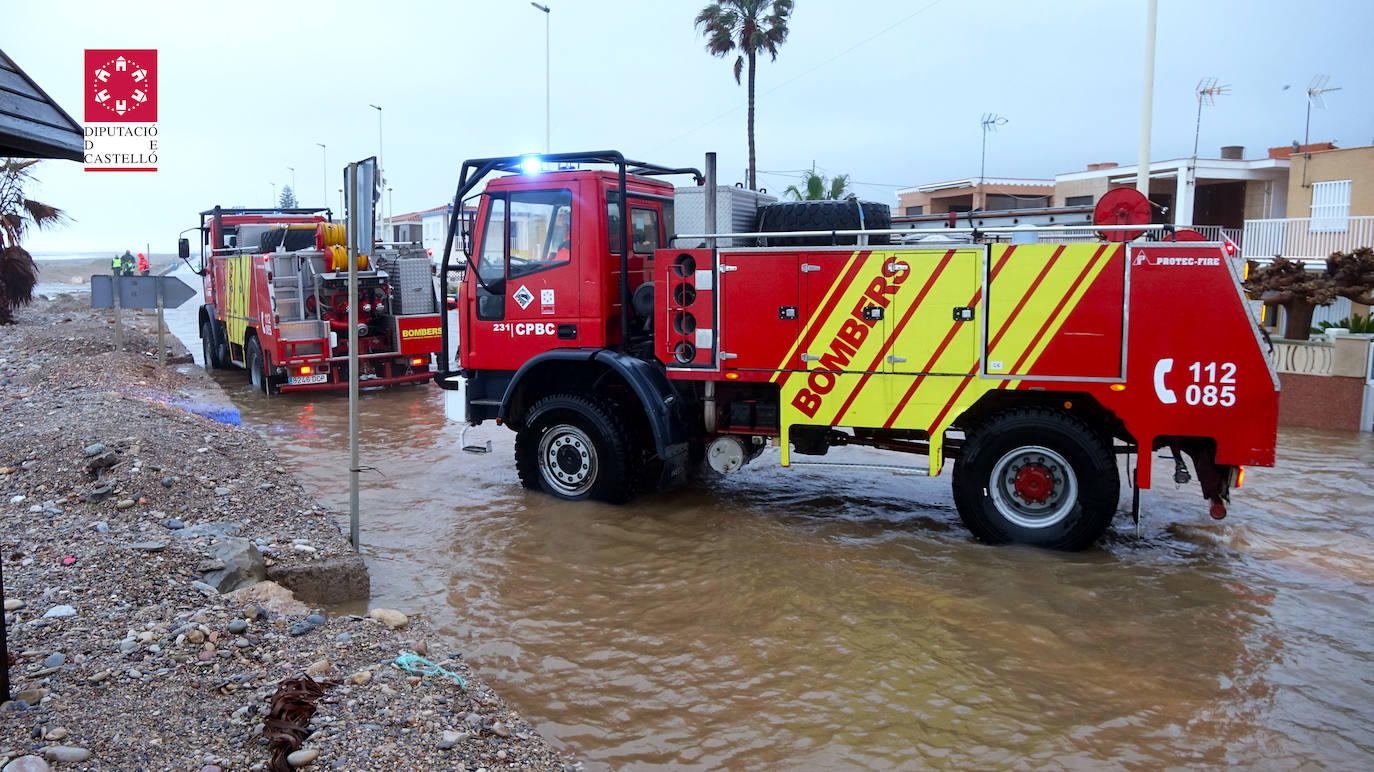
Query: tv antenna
978 113 1008 207
1191 77 1231 161
1304 74 1340 146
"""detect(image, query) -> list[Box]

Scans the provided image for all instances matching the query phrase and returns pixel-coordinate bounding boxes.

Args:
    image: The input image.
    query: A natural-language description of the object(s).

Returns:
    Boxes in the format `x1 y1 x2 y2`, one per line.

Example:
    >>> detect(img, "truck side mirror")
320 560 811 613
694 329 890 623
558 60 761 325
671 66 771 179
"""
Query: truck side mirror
461 229 472 255
178 237 190 259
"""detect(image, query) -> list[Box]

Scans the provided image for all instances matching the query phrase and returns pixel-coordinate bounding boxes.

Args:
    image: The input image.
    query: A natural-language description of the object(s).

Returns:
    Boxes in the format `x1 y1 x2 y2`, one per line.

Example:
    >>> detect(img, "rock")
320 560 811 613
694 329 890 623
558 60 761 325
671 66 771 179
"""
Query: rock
286 748 319 767
4 598 23 612
42 747 91 764
334 633 351 644
115 498 136 510
201 538 266 593
288 622 313 637
43 727 68 741
2 699 29 711
162 518 185 530
3 755 50 772
83 442 107 457
189 581 219 595
41 605 76 619
42 653 65 668
306 660 331 676
490 721 512 738
197 651 215 662
437 730 467 750
88 670 111 683
93 521 109 534
348 670 372 685
214 486 231 496
161 476 174 488
223 581 307 616
130 541 168 552
86 450 118 472
226 619 247 634
186 629 205 644
233 638 250 648
266 555 370 605
9 494 25 504
88 484 113 502
306 614 327 626
368 608 408 629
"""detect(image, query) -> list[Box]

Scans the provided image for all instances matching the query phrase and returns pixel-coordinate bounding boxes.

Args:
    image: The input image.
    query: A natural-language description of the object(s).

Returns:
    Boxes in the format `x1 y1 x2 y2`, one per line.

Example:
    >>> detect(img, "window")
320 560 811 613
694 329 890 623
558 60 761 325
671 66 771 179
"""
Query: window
1066 195 1094 207
607 201 661 254
508 189 574 279
905 205 924 216
1311 179 1351 232
477 196 506 281
986 194 1052 211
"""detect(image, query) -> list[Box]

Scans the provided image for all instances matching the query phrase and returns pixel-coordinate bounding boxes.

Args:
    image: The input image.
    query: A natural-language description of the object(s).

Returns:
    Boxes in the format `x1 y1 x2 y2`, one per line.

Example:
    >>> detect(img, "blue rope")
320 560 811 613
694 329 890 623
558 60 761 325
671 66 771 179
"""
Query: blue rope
392 652 467 688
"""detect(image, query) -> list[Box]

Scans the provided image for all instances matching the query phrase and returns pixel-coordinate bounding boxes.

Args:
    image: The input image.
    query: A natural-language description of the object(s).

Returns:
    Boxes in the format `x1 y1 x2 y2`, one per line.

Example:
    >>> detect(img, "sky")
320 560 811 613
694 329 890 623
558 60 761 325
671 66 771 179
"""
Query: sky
7 0 1374 254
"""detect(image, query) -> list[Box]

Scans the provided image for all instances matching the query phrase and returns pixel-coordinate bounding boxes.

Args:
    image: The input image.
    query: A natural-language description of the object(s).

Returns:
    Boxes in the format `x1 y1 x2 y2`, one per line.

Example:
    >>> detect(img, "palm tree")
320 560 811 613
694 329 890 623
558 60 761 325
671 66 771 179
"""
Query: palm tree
0 158 68 324
784 170 851 201
695 0 793 191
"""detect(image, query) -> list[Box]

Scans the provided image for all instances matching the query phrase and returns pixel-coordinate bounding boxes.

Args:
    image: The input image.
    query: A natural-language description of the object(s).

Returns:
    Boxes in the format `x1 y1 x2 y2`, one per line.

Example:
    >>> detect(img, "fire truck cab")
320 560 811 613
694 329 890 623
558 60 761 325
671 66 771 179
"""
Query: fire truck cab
436 152 1279 550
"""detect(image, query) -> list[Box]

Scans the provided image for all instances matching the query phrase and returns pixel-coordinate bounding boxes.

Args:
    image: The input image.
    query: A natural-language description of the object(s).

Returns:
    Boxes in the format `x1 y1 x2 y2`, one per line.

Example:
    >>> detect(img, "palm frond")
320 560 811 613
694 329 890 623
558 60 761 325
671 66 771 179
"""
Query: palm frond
21 198 66 230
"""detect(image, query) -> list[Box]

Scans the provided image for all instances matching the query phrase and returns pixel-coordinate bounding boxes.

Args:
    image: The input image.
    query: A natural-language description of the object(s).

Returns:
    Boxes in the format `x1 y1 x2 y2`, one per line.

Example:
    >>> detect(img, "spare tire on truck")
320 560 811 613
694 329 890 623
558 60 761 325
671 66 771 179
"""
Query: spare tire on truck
755 199 891 246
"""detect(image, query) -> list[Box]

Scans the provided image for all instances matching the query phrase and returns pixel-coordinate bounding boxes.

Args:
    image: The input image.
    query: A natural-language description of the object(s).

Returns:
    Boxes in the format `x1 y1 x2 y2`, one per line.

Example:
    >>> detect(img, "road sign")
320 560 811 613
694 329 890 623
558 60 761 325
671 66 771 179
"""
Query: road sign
92 274 197 309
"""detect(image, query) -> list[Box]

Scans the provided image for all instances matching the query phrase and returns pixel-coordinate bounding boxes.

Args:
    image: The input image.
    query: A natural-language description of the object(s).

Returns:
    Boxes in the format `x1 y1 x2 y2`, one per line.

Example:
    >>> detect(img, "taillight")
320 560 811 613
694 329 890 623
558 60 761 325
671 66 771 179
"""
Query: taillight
1234 466 1245 489
298 365 312 375
410 356 426 366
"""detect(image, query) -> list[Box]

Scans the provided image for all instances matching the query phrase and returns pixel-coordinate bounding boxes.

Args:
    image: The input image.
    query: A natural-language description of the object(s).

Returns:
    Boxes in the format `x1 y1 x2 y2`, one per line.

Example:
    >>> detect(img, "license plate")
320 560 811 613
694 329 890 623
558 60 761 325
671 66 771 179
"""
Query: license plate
289 373 328 385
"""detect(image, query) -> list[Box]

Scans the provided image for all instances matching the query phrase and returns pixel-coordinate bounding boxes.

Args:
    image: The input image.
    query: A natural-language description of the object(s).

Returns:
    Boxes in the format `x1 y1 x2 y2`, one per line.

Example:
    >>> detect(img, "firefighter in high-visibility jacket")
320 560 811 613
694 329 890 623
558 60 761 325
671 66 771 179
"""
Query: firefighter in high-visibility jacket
111 253 122 274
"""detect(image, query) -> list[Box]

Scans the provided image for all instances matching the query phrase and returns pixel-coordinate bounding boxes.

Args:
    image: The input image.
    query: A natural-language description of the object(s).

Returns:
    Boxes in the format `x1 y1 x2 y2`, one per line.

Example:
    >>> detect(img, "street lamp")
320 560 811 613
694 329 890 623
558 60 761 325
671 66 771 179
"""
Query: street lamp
287 166 295 202
270 182 276 207
978 113 1008 209
316 143 327 209
531 2 550 153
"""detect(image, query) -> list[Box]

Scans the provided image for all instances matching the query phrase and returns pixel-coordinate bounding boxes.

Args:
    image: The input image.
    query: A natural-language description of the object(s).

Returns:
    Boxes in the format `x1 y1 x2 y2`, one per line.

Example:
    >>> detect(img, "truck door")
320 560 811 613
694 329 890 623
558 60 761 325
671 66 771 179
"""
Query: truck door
719 251 799 371
465 189 581 371
887 247 982 375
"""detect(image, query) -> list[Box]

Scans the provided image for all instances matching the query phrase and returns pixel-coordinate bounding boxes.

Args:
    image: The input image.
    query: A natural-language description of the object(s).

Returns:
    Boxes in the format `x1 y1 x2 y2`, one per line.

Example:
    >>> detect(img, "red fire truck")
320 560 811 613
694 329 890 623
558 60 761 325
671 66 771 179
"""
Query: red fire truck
181 206 442 394
434 152 1279 550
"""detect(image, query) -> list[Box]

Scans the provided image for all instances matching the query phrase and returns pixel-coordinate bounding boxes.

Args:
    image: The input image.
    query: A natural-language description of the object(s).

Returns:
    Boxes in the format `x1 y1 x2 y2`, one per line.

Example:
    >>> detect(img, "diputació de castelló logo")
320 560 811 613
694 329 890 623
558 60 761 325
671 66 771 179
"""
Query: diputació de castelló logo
83 49 158 172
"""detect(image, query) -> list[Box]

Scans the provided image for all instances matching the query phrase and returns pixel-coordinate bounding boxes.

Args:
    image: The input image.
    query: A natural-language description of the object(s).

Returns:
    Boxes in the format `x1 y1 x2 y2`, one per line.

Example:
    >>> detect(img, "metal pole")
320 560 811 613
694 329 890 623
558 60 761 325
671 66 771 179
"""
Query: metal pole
112 272 122 353
979 125 987 209
1 553 8 702
1136 0 1158 195
704 152 717 250
317 143 327 207
531 3 551 153
369 105 383 241
156 287 165 366
347 163 361 551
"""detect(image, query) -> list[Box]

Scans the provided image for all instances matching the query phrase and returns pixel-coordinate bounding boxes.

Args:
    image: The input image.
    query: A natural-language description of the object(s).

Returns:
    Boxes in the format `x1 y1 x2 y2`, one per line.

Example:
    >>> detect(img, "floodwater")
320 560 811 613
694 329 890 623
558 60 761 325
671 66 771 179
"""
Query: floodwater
194 366 1374 770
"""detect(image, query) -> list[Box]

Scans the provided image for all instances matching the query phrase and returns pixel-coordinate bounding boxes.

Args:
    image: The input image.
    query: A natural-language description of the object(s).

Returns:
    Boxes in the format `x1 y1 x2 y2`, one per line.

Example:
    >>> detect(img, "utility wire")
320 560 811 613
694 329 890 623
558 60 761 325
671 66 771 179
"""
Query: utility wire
652 0 947 151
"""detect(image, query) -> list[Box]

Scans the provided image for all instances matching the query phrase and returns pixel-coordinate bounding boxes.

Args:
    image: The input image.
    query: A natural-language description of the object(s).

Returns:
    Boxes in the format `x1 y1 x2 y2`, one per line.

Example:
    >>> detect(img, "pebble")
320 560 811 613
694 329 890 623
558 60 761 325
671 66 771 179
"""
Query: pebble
42 653 65 668
42 747 91 764
162 518 185 530
9 495 24 504
3 756 50 772
226 619 247 634
214 487 231 496
119 638 139 654
130 541 168 552
437 730 467 750
306 614 326 626
348 670 372 685
82 442 106 457
197 651 216 662
88 670 111 683
233 638 251 648
93 521 109 533
491 721 512 738
306 660 331 676
161 476 174 488
334 633 351 644
4 598 23 611
288 622 313 636
368 608 408 629
44 727 68 741
286 748 319 767
41 605 76 619
115 499 135 510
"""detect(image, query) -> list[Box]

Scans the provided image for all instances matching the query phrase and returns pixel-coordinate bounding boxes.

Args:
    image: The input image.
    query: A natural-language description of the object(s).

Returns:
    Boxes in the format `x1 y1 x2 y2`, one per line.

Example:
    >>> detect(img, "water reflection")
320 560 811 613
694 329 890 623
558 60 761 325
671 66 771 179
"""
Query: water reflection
217 379 1374 770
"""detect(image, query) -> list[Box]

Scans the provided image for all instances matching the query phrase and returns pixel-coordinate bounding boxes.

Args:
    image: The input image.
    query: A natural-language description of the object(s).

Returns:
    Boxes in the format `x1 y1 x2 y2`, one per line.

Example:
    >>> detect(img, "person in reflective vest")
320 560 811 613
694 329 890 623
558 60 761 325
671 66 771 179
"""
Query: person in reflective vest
111 253 122 273
119 250 135 276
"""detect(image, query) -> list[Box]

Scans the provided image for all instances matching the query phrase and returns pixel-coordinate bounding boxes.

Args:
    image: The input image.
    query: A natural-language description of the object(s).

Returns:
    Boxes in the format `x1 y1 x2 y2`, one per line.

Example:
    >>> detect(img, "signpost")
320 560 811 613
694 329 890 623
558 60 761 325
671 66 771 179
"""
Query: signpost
91 274 198 362
345 157 378 551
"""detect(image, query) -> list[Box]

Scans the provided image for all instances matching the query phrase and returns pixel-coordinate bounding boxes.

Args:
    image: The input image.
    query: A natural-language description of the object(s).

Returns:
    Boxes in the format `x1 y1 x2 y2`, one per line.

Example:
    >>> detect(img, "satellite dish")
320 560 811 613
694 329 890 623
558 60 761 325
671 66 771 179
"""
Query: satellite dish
1093 187 1152 242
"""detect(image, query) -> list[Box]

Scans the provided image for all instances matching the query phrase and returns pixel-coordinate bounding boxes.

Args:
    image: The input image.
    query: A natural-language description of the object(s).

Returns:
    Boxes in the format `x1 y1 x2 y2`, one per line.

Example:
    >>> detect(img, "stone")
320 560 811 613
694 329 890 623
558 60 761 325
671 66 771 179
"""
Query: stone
306 614 326 626
214 487 231 496
162 518 185 530
88 670 111 683
83 442 106 457
42 653 65 668
161 476 174 488
201 538 267 593
367 608 407 629
490 721 511 738
41 605 76 619
266 555 370 605
286 748 319 767
3 755 50 772
43 727 68 741
227 619 247 634
186 629 205 644
306 660 331 676
130 542 168 552
88 484 113 503
348 670 371 685
223 581 307 616
86 450 118 472
42 747 91 764
4 598 23 611
288 622 313 637
115 499 136 510
197 651 216 662
437 730 467 750
93 522 109 534
334 633 351 644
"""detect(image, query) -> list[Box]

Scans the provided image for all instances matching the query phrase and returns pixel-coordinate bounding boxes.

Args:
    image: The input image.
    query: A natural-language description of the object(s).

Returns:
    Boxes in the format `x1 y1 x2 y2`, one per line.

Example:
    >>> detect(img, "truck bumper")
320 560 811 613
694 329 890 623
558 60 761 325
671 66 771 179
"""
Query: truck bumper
279 370 434 393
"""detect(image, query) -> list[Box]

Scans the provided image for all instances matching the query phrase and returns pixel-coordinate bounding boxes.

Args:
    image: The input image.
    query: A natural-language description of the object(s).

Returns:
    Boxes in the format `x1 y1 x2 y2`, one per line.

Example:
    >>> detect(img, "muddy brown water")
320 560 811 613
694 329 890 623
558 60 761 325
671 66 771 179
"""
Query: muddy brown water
179 372 1372 771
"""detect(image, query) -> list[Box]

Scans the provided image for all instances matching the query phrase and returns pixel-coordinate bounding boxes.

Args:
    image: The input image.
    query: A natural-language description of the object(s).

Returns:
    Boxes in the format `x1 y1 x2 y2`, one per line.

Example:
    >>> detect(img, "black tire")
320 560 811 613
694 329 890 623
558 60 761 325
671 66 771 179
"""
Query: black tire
246 337 270 394
755 199 891 246
952 408 1119 551
514 393 636 504
200 321 226 370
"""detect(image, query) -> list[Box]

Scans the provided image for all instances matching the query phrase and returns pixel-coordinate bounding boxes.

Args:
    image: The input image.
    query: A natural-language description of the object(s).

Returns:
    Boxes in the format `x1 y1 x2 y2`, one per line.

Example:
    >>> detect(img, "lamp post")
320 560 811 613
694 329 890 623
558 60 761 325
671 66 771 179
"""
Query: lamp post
270 182 276 207
316 142 327 210
287 166 295 203
978 113 1007 210
531 2 550 153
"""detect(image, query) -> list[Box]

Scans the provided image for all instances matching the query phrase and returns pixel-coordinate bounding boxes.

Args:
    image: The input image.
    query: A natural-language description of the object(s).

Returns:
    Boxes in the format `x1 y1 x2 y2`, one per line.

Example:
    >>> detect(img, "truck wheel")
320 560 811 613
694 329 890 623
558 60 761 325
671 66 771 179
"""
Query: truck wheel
952 408 1118 550
246 337 269 394
515 393 635 504
200 321 226 370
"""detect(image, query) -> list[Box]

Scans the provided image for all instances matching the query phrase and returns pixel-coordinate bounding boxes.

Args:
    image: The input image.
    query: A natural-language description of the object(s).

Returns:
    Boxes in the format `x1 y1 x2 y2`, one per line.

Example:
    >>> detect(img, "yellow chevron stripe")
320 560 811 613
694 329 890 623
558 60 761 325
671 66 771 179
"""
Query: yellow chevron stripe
770 250 862 381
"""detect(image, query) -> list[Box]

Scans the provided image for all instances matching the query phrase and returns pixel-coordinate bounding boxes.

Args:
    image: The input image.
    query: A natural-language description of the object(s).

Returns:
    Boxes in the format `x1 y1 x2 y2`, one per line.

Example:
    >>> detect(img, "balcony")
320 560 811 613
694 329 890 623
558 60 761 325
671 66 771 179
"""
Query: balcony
1241 216 1374 263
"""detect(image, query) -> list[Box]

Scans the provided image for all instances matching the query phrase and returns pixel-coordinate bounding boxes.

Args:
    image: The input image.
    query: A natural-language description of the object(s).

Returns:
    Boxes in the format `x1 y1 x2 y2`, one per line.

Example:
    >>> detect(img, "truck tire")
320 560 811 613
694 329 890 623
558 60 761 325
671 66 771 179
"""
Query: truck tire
201 321 227 370
246 337 271 394
755 199 891 246
952 407 1118 551
515 393 635 504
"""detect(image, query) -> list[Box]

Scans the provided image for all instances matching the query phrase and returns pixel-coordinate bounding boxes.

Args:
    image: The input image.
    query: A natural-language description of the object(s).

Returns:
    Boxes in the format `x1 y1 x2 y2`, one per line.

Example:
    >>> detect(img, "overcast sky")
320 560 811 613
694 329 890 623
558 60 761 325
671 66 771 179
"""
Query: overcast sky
8 0 1374 254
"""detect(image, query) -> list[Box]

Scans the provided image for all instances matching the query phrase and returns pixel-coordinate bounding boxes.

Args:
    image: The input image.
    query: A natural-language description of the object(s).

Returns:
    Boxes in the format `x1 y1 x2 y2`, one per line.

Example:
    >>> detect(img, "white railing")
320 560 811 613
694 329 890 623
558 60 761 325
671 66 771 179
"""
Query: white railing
1270 339 1333 375
1241 216 1374 263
